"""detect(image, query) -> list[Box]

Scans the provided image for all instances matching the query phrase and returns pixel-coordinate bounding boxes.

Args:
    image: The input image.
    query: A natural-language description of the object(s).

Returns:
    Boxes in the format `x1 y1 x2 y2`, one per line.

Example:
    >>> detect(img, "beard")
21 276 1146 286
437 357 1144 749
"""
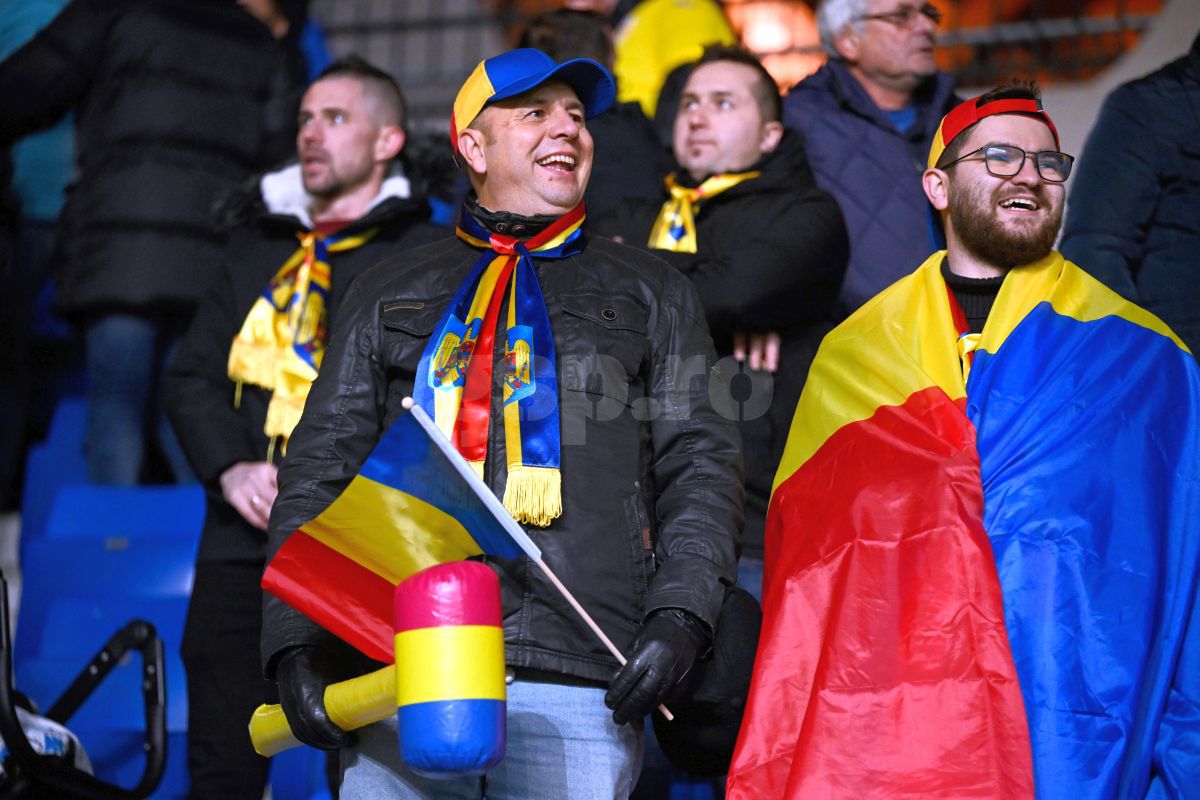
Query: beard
302 170 343 199
948 179 1063 270
301 151 375 202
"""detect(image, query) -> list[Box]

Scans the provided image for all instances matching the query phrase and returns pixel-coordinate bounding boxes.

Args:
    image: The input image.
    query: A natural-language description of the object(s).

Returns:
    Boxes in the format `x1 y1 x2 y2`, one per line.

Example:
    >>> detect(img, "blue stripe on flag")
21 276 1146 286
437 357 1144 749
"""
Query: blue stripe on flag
968 301 1200 798
358 413 527 559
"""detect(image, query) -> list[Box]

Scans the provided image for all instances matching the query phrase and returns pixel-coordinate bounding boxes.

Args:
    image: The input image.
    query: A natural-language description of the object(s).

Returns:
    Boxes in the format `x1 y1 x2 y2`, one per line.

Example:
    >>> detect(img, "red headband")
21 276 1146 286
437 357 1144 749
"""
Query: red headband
928 97 1059 169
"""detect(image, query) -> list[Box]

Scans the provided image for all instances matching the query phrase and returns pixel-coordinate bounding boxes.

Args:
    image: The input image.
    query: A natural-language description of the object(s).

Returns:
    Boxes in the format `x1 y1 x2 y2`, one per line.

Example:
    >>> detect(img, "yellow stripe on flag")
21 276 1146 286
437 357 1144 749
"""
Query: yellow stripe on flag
394 625 506 705
773 250 1192 496
978 253 1189 356
300 474 487 584
772 252 966 492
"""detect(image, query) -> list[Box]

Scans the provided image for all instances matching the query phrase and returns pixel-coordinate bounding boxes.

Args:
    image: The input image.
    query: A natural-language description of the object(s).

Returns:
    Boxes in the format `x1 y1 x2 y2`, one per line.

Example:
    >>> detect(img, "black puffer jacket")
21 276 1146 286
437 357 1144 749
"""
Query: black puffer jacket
595 132 847 351
0 0 304 318
595 131 849 558
261 230 743 684
1061 33 1200 355
165 165 444 566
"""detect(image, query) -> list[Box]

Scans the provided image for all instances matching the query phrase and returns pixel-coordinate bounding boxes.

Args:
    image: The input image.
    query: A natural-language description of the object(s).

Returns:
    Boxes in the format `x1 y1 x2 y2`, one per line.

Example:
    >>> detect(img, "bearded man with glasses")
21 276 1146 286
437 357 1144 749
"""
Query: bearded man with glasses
783 0 959 318
728 84 1200 798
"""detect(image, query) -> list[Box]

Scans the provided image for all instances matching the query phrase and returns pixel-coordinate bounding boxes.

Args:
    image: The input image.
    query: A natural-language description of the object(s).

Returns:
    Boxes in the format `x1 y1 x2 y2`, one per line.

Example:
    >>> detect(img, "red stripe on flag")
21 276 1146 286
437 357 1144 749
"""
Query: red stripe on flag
262 530 395 663
729 386 1033 798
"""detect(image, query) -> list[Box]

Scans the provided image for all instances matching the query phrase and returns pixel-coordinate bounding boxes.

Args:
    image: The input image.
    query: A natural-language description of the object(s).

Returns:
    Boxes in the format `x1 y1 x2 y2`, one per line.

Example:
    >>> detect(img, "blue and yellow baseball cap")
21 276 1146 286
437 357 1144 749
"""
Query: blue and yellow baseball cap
451 48 616 156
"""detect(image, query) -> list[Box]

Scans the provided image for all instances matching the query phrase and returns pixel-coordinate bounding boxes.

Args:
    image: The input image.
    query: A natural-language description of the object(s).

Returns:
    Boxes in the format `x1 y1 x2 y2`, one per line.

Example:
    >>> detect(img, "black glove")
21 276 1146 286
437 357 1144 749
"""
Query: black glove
275 646 355 750
605 609 710 725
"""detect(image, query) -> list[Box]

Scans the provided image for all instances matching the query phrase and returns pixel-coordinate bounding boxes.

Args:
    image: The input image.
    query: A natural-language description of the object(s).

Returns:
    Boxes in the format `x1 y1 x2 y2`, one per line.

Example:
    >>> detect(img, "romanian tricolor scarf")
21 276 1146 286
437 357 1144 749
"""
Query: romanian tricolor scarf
728 251 1200 799
413 203 585 527
228 228 377 451
647 171 759 253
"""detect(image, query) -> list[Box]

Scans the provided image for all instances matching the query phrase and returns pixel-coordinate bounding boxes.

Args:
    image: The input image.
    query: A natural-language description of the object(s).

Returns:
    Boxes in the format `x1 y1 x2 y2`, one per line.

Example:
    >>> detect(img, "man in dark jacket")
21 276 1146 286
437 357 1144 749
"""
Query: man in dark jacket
783 0 957 316
261 48 742 798
165 57 441 799
598 45 848 601
1061 31 1200 356
0 0 305 485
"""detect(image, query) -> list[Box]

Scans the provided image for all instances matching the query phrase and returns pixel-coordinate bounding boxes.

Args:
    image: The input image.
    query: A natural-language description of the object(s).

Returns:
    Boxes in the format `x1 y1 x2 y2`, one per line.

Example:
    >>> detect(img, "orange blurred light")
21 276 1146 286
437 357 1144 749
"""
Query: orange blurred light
726 1 825 88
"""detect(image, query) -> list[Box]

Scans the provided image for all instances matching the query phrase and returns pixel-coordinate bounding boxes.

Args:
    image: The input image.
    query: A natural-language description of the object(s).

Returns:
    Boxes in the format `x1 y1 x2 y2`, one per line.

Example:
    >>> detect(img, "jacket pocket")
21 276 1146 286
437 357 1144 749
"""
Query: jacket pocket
380 296 445 383
381 298 439 335
558 292 649 404
623 486 655 610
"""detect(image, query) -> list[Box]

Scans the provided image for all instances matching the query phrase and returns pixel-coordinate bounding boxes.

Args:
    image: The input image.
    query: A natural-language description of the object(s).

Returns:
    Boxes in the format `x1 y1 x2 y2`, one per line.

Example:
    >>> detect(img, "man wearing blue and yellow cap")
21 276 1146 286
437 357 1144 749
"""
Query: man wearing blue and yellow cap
261 49 742 798
729 84 1200 798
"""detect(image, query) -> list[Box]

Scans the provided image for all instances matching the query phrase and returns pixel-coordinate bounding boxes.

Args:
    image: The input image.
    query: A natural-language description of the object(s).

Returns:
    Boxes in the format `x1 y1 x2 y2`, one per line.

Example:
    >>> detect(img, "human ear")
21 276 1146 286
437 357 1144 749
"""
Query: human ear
834 26 860 62
457 128 487 175
923 167 950 210
375 125 406 162
759 120 784 155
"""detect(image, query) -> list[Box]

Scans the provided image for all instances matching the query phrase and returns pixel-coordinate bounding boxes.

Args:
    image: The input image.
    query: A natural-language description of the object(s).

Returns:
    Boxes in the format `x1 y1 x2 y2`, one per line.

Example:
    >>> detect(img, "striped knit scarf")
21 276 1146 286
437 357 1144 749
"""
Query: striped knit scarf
414 202 586 527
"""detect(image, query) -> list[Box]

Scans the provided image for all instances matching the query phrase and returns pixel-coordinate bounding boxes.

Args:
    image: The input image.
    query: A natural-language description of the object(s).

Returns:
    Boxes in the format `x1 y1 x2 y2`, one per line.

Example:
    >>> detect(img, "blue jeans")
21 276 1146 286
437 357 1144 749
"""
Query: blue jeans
736 556 764 605
341 680 644 800
84 312 193 485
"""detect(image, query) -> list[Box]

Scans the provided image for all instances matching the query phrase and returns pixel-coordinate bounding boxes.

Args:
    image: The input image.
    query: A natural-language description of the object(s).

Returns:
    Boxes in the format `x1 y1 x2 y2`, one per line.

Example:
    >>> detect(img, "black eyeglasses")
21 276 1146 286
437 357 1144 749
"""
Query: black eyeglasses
857 2 942 27
940 144 1075 183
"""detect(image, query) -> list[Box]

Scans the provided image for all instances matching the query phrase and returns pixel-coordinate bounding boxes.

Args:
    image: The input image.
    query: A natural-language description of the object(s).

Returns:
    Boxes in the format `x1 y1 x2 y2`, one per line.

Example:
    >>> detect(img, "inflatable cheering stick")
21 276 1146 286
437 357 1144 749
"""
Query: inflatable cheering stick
393 560 506 776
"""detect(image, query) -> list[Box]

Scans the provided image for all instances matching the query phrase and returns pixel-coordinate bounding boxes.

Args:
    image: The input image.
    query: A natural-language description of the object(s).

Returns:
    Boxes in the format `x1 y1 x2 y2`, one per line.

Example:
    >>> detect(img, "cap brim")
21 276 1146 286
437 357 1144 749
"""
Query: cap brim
488 57 616 120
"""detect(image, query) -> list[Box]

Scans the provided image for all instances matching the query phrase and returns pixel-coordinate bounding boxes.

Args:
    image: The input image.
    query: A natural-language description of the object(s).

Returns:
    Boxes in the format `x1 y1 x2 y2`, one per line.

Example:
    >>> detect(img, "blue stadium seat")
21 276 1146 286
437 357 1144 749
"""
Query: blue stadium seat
0 570 168 800
40 483 205 543
15 484 203 798
19 397 88 543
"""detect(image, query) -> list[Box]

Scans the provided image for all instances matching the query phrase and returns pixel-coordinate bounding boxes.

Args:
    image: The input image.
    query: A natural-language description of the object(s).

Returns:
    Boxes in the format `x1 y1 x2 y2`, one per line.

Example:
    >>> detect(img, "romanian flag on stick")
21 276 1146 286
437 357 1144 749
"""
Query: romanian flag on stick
727 252 1200 798
262 399 639 690
262 398 542 664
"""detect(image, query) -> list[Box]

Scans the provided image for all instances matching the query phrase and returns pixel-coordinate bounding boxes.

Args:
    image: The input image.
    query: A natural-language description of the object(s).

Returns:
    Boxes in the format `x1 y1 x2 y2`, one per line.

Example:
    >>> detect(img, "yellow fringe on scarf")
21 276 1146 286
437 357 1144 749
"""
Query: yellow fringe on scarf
503 466 562 527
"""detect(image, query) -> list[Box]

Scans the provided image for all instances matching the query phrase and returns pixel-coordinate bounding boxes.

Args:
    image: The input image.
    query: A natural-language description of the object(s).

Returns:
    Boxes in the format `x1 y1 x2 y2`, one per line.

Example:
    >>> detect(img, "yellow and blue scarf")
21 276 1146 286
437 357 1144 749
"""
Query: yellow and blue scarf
414 203 585 527
228 228 377 452
648 171 759 253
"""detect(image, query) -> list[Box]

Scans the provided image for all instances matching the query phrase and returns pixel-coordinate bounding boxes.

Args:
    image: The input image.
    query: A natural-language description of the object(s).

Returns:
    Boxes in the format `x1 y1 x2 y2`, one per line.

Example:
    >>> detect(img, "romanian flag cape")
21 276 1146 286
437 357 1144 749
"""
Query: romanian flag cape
727 252 1200 799
262 405 540 664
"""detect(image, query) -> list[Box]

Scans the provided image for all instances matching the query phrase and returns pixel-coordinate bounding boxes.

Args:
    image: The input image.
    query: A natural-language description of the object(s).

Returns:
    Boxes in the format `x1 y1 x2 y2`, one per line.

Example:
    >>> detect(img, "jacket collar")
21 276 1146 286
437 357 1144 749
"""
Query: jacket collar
463 193 562 239
258 162 413 230
820 59 956 140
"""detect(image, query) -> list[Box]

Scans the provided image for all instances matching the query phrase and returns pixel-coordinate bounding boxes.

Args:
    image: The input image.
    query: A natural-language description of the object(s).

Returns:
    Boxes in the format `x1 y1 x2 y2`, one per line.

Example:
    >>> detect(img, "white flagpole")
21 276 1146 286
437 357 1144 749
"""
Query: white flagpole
403 398 672 720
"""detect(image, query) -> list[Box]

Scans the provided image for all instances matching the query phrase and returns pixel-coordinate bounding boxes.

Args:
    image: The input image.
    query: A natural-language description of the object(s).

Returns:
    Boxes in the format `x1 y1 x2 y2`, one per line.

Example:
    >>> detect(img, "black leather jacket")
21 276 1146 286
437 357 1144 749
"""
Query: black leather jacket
262 232 743 684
